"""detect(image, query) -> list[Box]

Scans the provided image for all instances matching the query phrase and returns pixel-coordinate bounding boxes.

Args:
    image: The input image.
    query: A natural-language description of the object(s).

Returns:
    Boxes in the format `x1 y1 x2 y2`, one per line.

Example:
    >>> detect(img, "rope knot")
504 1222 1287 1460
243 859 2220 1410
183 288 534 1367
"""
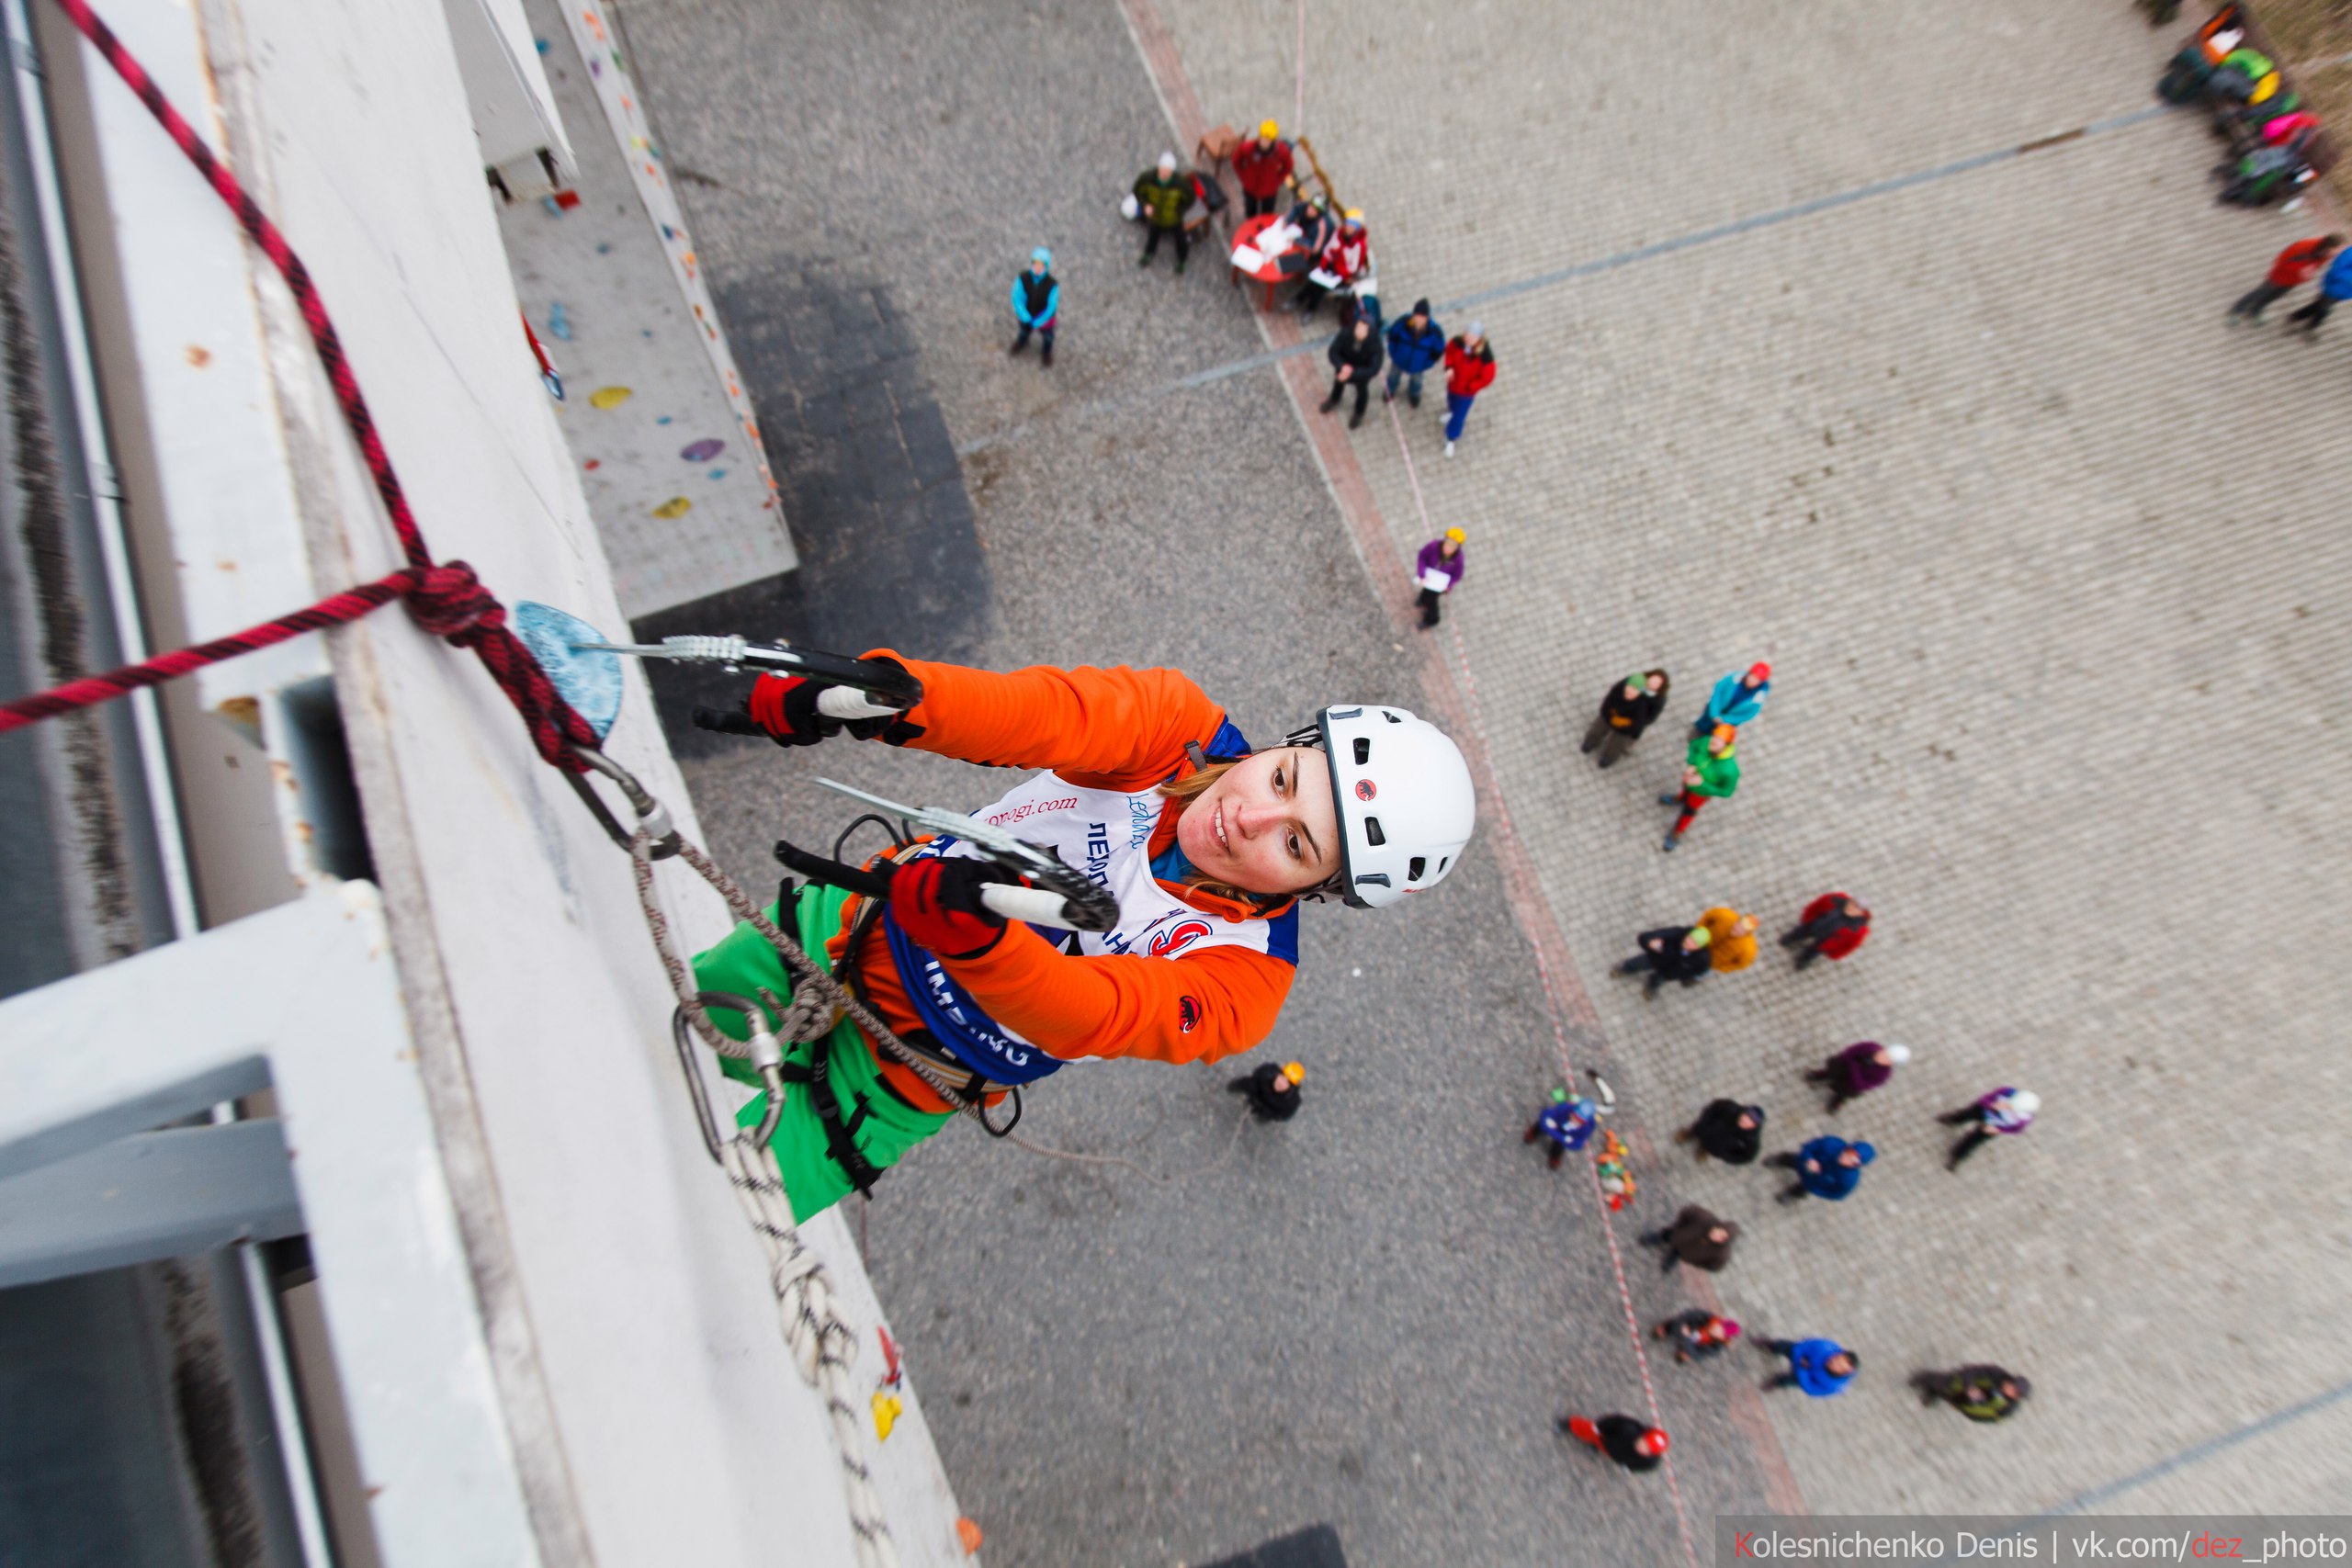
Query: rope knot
404 560 505 639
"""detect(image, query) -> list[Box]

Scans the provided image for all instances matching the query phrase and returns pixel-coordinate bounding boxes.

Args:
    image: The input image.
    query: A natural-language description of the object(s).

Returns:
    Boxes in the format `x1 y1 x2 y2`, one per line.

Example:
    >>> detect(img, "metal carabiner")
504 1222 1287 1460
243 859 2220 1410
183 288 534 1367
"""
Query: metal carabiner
565 743 681 858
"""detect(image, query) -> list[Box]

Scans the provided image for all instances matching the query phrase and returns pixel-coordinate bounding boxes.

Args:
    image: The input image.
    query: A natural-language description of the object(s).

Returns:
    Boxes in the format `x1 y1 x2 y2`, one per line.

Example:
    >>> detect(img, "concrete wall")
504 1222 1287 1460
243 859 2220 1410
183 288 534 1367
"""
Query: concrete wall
35 0 962 1558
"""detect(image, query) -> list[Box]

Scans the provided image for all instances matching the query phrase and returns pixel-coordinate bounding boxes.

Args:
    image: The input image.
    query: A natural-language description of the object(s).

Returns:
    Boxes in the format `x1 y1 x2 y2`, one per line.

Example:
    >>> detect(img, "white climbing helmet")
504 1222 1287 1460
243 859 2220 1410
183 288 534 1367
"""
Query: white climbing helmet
1303 703 1476 908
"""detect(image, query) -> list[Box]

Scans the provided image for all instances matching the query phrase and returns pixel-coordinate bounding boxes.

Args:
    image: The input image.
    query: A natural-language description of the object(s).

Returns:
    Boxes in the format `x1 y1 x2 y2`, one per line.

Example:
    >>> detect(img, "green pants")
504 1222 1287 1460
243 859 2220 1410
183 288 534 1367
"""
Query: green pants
691 883 952 1221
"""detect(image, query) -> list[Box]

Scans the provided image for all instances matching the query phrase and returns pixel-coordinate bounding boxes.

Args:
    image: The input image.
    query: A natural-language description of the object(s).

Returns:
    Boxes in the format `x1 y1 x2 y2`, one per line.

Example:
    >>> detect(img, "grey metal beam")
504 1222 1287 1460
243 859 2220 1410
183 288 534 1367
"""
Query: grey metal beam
0 1119 300 1289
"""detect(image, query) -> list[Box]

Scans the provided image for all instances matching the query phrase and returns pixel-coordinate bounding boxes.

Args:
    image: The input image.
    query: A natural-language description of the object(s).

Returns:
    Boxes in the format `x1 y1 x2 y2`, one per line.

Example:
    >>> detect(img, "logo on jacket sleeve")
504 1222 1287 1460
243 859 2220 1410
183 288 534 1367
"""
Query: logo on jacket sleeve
1177 996 1201 1033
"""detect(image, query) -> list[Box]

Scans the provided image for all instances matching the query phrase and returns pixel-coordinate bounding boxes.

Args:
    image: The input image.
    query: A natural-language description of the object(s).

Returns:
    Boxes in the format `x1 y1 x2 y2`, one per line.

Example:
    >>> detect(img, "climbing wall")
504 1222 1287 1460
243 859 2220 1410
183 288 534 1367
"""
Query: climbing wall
498 0 794 619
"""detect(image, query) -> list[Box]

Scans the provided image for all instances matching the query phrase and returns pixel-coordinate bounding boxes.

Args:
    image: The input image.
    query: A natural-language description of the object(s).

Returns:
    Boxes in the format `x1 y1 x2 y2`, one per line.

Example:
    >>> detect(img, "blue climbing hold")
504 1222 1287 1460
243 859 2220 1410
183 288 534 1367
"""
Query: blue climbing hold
513 603 622 741
708 468 727 479
547 301 572 341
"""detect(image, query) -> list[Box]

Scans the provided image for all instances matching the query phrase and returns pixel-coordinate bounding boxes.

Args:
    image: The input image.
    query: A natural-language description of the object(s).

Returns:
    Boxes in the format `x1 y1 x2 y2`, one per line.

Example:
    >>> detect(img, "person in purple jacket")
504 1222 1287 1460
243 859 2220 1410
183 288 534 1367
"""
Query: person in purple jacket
1803 1041 1911 1113
1413 528 1465 629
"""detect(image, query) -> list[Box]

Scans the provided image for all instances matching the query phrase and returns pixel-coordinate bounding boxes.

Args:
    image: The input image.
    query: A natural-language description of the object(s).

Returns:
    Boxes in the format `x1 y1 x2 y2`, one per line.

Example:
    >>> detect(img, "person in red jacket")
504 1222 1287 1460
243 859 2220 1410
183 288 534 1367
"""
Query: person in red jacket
1780 892 1870 970
2230 233 2342 323
1442 324 1495 457
686 656 1477 1219
1231 119 1295 220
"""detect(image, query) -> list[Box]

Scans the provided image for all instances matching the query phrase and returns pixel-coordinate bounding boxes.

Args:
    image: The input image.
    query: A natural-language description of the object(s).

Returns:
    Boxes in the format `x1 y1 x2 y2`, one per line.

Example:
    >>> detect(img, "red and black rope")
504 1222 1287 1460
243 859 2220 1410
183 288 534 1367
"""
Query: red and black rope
2 0 600 770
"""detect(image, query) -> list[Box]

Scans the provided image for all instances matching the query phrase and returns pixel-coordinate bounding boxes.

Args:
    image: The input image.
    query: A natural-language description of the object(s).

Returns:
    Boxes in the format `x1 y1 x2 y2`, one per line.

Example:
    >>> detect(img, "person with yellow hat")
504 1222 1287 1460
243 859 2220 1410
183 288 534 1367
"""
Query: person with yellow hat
1231 118 1295 220
1227 1058 1305 1121
1295 206 1370 319
1412 528 1466 629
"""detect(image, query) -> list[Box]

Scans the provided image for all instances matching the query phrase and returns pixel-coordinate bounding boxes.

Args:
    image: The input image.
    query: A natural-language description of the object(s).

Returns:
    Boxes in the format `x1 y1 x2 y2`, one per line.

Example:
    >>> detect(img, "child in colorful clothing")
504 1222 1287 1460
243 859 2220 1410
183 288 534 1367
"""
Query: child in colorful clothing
1523 1089 1599 1169
1939 1088 2039 1170
1653 1311 1741 1364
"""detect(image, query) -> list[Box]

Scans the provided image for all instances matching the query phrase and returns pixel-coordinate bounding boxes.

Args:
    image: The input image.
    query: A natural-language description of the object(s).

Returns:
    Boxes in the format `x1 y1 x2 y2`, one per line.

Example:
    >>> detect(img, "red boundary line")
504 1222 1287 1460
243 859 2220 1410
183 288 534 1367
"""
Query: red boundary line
1115 0 1810 1531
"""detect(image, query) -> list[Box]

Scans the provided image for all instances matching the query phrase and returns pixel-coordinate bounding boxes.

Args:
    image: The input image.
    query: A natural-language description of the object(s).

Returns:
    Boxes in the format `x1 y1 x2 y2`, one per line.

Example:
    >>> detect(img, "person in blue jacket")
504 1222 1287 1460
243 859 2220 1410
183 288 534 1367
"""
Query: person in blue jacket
1522 1089 1598 1169
2288 243 2352 337
1009 246 1060 367
1690 660 1771 737
1758 1337 1858 1397
1766 1134 1874 1203
1383 299 1446 408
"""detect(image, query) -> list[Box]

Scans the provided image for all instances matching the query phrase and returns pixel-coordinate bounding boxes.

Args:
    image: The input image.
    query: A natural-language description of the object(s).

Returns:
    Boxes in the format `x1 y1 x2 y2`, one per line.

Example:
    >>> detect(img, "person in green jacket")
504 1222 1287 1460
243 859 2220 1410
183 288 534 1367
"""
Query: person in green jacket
1659 723 1739 852
1134 152 1193 274
1914 1365 2030 1424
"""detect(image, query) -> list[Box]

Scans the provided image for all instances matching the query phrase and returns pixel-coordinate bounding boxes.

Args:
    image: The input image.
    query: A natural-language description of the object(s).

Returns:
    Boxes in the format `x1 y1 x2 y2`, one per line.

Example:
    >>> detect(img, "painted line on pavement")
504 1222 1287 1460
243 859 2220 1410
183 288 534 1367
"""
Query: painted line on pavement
2042 1373 2352 1515
954 104 2170 460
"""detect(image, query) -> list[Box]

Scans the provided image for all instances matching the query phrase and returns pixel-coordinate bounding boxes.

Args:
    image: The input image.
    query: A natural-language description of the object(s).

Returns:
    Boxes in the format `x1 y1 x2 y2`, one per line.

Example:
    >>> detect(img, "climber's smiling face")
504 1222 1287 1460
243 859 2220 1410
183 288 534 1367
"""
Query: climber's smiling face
1176 747 1338 897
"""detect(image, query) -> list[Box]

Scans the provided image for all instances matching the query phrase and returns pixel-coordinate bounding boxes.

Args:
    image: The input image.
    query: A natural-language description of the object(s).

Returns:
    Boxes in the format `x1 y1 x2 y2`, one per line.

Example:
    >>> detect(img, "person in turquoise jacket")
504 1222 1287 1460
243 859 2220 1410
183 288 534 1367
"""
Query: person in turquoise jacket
1009 247 1060 367
1758 1337 1858 1397
1691 660 1771 736
1660 724 1739 851
2289 245 2352 336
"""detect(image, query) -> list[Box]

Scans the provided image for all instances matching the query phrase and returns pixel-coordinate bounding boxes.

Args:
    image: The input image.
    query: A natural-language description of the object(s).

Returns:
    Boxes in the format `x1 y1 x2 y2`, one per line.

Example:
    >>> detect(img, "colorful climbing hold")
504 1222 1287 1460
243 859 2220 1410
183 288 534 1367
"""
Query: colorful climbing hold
681 437 724 462
655 415 673 425
707 468 727 479
534 36 549 52
587 386 632 410
956 1517 983 1555
547 301 572 342
650 496 691 519
870 1392 902 1442
595 243 612 255
583 458 601 470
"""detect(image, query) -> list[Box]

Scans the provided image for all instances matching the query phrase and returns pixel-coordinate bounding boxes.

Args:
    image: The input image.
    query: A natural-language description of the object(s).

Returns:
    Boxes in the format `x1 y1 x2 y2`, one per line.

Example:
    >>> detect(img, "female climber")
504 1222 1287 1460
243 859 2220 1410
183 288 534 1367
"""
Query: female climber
687 651 1476 1219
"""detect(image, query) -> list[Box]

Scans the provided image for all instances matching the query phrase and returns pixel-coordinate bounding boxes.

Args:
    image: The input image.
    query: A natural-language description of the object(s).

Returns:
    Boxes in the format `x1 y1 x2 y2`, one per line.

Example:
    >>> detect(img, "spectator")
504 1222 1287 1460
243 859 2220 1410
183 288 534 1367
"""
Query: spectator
1581 670 1670 768
1659 724 1739 852
1654 1311 1742 1365
1781 892 1871 970
1384 299 1447 408
1522 1089 1600 1169
1320 311 1385 428
1691 661 1772 737
1758 1337 1859 1398
1939 1087 2038 1170
1007 246 1059 367
1700 907 1759 974
1133 152 1192 273
1614 922 1713 998
2288 243 2352 336
1282 192 1337 274
1412 528 1465 629
1804 1042 1911 1113
1226 1060 1305 1121
1295 209 1371 318
1914 1366 2031 1424
2230 233 2342 324
1556 1414 1668 1473
1640 1205 1738 1274
1442 323 1496 457
1231 119 1295 220
1766 1134 1875 1203
1676 1099 1764 1165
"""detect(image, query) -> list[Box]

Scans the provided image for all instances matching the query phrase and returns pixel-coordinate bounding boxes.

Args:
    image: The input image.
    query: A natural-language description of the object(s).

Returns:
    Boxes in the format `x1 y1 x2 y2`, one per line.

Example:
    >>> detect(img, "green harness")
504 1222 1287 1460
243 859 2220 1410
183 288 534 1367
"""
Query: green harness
692 883 953 1222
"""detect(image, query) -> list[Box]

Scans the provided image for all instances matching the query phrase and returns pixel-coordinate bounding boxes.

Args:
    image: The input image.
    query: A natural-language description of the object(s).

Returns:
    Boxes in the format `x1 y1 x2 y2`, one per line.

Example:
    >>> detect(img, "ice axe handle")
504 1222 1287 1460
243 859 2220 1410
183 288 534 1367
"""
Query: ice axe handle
773 840 894 899
978 883 1088 931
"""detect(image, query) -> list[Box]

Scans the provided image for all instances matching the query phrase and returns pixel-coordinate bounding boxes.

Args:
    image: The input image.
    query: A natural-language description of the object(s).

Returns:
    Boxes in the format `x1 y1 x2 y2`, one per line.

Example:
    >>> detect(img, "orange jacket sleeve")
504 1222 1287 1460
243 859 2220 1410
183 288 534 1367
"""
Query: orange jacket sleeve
937 922 1294 1066
865 652 1227 790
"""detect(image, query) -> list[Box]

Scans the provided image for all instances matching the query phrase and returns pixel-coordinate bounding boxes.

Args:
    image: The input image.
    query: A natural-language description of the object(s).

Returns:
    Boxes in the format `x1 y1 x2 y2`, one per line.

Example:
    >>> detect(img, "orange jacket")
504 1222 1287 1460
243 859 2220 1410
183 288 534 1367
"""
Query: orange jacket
846 654 1296 1109
1700 907 1758 973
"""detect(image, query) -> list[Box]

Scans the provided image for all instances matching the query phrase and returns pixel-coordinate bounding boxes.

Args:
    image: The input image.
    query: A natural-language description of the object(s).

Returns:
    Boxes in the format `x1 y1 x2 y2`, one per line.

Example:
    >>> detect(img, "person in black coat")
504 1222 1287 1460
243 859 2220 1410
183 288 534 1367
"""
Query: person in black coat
1557 1413 1668 1472
1226 1060 1304 1121
1319 315 1385 427
1613 923 1713 998
1581 670 1670 768
1676 1099 1765 1165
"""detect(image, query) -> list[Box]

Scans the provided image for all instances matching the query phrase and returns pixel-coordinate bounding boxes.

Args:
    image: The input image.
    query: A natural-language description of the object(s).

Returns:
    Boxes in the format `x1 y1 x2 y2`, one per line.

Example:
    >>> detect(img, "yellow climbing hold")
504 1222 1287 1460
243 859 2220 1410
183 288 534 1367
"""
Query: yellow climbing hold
587 385 632 410
650 496 692 519
871 1392 902 1442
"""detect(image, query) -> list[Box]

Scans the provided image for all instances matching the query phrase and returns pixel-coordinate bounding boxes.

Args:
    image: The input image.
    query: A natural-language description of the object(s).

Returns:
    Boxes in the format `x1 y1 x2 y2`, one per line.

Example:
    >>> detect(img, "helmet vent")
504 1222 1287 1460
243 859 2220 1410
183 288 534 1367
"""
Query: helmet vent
1438 855 1450 874
1353 737 1371 764
1383 711 1402 723
1363 817 1385 846
1408 855 1427 882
